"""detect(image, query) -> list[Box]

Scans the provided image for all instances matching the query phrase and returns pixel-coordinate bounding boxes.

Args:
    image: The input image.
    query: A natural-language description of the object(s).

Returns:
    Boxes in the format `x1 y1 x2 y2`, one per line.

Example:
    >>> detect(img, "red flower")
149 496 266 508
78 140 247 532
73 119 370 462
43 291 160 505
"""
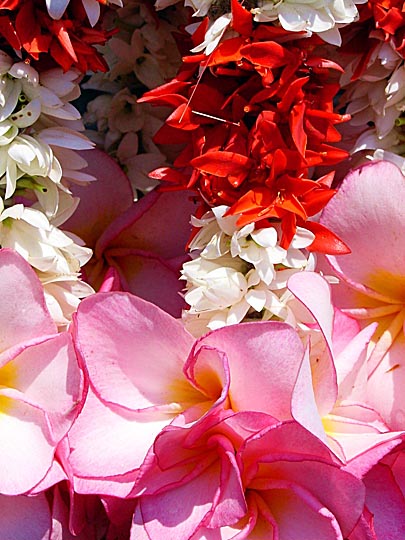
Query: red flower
0 0 114 72
141 27 350 253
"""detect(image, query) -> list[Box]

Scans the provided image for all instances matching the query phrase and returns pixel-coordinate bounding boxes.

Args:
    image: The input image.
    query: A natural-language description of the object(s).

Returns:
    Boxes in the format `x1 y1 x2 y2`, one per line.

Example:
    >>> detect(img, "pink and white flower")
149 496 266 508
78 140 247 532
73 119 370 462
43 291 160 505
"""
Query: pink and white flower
321 160 405 430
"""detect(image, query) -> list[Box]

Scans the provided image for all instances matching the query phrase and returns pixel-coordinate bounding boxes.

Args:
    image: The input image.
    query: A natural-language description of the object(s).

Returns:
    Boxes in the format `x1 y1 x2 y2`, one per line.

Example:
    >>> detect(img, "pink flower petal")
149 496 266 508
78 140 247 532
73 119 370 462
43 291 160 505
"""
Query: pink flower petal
288 272 337 415
0 493 51 540
335 323 377 404
260 481 343 540
193 322 306 419
321 161 405 302
332 308 360 358
0 249 55 349
96 189 196 261
366 333 405 430
10 333 82 442
0 397 55 494
291 346 328 443
73 292 196 410
134 457 244 540
107 250 188 317
63 149 133 248
68 385 173 480
241 422 366 538
364 462 405 539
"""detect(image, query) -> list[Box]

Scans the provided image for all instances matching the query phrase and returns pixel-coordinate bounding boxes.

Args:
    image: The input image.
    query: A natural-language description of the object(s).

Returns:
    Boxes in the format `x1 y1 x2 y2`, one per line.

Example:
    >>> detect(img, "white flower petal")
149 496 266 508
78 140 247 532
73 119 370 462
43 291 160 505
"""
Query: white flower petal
46 0 70 19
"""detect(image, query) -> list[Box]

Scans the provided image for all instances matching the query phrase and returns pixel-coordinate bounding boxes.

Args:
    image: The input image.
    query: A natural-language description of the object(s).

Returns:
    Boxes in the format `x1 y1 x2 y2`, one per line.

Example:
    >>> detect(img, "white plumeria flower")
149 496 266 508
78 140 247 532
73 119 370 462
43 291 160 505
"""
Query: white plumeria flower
0 203 92 275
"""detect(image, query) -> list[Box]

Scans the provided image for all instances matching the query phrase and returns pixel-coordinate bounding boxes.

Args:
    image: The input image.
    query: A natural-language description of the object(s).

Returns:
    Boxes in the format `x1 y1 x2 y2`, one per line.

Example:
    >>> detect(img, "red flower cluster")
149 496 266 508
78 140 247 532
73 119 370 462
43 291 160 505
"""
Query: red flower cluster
140 6 351 252
0 0 114 72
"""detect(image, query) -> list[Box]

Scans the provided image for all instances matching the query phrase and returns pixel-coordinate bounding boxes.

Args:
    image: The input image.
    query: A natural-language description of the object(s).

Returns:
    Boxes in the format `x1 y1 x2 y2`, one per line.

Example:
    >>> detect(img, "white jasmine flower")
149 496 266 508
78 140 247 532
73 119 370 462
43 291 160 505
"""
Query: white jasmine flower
184 0 213 16
0 134 61 199
182 206 318 335
0 58 84 130
182 256 249 311
0 204 92 275
252 0 367 45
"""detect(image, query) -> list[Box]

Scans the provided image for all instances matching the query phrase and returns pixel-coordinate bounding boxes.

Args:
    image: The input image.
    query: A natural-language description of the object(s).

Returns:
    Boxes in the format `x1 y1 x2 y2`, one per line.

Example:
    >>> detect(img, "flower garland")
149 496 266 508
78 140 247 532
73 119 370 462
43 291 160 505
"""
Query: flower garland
0 0 405 538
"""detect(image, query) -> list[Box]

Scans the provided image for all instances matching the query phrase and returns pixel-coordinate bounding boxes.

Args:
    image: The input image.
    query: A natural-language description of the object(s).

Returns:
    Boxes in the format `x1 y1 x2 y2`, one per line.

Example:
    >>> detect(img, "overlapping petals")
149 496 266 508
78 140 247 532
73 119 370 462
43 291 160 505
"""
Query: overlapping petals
131 416 368 539
65 149 196 317
67 290 312 493
0 248 83 495
321 160 405 430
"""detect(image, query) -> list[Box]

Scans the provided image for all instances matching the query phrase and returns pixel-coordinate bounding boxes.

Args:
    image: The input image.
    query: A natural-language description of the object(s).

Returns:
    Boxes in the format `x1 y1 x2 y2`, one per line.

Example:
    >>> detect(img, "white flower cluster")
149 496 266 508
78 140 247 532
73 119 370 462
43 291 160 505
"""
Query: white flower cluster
0 53 95 326
181 206 317 336
172 0 368 55
340 41 405 169
251 0 367 46
83 0 185 195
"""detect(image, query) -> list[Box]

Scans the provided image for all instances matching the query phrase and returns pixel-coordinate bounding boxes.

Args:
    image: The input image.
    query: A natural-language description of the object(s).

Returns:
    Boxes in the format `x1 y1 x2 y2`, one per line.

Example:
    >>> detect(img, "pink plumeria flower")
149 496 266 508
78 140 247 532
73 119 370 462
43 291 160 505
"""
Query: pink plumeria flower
0 249 83 495
130 410 261 539
288 270 404 464
131 417 367 540
321 160 405 430
65 148 196 317
67 290 309 496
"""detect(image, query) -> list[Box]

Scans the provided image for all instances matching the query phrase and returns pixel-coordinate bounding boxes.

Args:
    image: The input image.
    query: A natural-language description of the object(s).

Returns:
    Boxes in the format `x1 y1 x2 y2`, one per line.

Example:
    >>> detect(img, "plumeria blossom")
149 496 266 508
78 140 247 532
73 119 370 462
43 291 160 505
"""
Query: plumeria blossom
0 248 83 494
131 415 367 540
321 160 405 430
287 271 404 465
67 279 402 503
67 290 317 494
64 149 196 317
